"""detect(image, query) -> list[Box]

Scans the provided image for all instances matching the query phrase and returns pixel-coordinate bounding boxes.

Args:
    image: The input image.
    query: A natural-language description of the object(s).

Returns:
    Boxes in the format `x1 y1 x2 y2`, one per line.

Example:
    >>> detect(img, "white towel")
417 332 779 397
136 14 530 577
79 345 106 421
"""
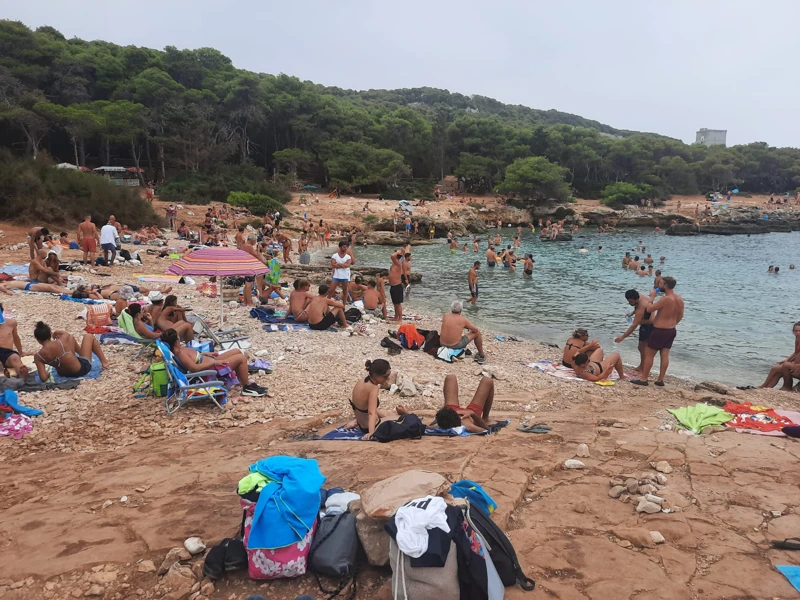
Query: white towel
394 495 450 558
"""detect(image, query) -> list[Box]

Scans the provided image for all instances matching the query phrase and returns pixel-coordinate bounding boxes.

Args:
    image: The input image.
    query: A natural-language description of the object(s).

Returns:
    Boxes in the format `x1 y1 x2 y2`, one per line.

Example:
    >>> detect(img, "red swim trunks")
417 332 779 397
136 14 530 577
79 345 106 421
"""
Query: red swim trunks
81 237 97 252
647 327 677 350
465 402 484 417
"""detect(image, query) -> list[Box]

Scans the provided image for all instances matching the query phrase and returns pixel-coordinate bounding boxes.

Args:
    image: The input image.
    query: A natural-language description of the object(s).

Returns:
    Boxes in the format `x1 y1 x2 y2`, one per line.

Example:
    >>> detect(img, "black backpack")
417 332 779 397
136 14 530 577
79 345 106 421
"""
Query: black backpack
466 500 535 591
372 414 425 443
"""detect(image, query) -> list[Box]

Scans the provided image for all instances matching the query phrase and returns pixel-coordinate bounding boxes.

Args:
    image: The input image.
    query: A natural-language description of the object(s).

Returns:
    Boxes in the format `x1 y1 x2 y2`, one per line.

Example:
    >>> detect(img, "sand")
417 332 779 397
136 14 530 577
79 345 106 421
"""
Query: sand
0 199 799 599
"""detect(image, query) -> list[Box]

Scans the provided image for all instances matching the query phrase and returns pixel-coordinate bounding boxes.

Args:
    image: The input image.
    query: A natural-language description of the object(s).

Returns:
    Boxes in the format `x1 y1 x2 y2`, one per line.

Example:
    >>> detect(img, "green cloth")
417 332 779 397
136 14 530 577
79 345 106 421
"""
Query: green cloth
237 472 273 495
266 258 281 285
118 309 142 339
668 403 733 434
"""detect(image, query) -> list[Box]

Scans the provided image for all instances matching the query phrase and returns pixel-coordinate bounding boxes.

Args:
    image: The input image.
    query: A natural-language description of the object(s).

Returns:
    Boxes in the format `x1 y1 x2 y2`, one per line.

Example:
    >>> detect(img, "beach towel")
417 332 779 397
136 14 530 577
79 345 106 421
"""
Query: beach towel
523 359 624 382
246 456 325 550
117 309 143 339
732 410 800 437
436 347 466 363
0 389 43 417
776 566 800 593
1 264 29 276
319 420 511 441
0 414 33 439
262 323 315 332
723 401 796 433
668 404 733 434
99 332 143 345
136 274 181 282
250 308 289 324
59 294 106 305
37 354 103 383
319 426 366 441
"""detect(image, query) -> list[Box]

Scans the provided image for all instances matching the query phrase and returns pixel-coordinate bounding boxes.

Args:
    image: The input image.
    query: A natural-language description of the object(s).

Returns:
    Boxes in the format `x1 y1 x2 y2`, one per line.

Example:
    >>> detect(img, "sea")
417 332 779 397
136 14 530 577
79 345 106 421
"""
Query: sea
340 228 799 387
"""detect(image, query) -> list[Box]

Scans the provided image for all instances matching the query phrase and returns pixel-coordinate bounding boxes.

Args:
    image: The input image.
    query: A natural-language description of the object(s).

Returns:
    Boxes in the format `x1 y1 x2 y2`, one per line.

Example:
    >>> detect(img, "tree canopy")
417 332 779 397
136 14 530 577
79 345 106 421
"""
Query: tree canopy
2 19 800 202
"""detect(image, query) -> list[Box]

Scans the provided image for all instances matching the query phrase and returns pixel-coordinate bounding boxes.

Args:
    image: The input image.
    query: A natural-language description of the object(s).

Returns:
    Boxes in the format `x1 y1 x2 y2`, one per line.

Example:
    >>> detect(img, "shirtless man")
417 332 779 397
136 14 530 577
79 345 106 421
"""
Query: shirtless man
298 233 310 265
473 237 479 253
636 265 648 277
306 284 348 330
523 254 534 277
27 226 49 260
653 270 665 291
289 279 314 322
615 289 655 373
644 254 654 264
0 303 28 379
631 276 684 386
628 255 641 271
431 375 495 433
362 280 384 318
376 272 388 320
622 252 631 268
388 249 404 322
486 246 497 269
29 249 64 285
77 216 99 265
440 300 486 363
234 227 246 249
404 215 412 236
466 261 480 306
241 235 268 306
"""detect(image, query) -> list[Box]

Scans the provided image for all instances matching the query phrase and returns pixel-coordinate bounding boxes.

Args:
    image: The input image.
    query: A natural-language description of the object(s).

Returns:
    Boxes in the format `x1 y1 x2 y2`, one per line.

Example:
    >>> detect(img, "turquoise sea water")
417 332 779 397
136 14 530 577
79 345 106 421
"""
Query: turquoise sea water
344 228 800 386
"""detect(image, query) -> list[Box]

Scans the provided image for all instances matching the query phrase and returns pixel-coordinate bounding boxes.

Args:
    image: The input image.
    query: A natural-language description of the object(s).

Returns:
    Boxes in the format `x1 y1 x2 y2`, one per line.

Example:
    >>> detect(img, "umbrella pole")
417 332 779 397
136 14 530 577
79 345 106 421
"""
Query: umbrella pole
219 283 224 328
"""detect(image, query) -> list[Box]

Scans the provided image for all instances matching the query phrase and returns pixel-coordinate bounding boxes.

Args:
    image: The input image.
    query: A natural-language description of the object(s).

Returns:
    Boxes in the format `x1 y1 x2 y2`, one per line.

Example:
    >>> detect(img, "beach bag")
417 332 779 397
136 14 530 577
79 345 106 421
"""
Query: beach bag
308 512 360 598
372 414 425 443
465 500 535 591
150 362 169 397
389 538 459 600
240 497 318 580
86 303 113 328
344 308 362 323
450 480 497 516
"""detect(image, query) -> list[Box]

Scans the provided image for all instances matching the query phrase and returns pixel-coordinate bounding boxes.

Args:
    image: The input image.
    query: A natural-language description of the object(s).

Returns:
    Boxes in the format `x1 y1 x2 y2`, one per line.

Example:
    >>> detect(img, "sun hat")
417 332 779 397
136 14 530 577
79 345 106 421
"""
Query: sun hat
148 291 164 302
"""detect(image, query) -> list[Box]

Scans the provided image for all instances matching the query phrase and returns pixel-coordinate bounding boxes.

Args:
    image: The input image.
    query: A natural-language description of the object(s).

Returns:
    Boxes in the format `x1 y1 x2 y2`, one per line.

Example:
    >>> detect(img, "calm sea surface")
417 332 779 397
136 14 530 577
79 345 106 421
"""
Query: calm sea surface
336 228 800 386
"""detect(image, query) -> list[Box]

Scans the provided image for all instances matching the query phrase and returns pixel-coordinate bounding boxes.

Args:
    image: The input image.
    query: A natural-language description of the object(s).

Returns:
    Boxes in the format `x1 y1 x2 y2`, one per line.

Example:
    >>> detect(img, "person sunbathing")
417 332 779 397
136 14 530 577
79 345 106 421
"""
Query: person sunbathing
562 328 603 368
572 351 624 382
0 281 71 295
99 283 172 300
158 329 268 397
32 321 109 380
431 374 494 433
306 284 348 330
346 359 406 440
289 279 314 322
124 303 161 339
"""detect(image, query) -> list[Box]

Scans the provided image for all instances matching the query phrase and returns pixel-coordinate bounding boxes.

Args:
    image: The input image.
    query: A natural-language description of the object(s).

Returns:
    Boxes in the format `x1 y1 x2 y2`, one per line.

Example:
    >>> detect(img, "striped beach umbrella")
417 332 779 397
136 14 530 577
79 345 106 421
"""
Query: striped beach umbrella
167 247 270 324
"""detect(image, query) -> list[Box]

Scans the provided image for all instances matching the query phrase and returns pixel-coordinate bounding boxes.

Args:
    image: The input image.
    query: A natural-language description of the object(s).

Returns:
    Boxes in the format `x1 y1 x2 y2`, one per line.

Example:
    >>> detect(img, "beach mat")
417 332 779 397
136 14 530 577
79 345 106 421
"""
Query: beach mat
1 264 29 276
36 354 103 383
135 274 182 282
524 360 625 382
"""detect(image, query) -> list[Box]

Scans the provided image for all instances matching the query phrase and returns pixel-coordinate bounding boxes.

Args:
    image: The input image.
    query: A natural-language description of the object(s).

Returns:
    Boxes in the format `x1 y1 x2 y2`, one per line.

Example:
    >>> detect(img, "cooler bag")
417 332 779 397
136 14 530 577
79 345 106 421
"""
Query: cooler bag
240 497 318 579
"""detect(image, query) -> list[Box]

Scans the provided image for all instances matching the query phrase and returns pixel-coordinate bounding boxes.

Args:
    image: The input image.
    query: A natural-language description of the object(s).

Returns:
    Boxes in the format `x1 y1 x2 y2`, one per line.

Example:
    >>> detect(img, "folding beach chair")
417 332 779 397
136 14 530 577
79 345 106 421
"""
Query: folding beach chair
187 314 251 350
154 340 228 415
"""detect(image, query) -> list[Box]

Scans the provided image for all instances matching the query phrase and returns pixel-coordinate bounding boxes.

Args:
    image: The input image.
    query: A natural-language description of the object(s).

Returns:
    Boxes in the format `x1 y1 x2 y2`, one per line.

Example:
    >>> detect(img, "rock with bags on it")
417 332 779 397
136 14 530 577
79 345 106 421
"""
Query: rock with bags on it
183 537 206 555
361 470 448 519
350 499 390 567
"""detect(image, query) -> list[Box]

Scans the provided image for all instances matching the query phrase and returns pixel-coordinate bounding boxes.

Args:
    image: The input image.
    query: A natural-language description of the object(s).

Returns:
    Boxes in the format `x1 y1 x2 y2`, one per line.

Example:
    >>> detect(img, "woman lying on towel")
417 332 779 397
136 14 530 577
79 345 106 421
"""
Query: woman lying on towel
345 359 406 440
158 329 268 397
0 281 71 295
571 351 624 382
562 328 604 368
32 321 110 379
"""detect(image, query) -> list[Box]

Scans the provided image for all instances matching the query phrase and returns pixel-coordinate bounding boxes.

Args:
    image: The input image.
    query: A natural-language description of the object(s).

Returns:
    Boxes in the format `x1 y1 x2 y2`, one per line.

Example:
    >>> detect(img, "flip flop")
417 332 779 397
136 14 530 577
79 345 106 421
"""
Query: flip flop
771 537 800 550
517 423 552 434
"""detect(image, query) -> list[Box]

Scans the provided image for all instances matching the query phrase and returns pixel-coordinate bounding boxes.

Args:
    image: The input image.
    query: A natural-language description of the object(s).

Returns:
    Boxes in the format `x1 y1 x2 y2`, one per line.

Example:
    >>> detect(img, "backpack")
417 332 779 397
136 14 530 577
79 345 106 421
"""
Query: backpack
308 512 360 599
344 308 362 323
372 414 425 443
465 500 535 591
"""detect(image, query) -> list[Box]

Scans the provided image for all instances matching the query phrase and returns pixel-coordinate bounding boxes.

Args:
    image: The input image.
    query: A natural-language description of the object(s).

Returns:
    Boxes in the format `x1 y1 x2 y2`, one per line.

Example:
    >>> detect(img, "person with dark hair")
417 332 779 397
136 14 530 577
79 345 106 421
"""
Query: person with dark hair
235 226 246 249
432 374 494 433
523 253 534 277
33 321 109 379
306 284 348 330
328 241 352 300
159 329 267 397
760 322 800 390
77 215 98 265
628 255 641 271
622 252 631 268
124 303 161 339
27 226 49 260
631 276 684 387
562 328 603 369
644 254 654 264
402 253 413 298
156 295 194 342
467 261 480 305
0 303 28 379
572 351 624 382
29 249 65 286
615 289 655 373
289 279 314 322
348 359 406 440
388 249 404 322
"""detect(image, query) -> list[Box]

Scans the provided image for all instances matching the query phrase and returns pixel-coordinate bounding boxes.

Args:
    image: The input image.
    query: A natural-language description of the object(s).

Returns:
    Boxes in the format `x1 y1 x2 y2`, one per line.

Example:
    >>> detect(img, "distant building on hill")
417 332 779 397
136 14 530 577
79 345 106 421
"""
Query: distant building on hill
696 128 727 147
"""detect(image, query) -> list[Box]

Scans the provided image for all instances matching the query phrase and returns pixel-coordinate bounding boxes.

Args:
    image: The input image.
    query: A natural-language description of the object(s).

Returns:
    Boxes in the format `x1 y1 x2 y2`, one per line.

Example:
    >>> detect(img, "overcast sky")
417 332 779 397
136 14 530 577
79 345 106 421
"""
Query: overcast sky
6 0 799 147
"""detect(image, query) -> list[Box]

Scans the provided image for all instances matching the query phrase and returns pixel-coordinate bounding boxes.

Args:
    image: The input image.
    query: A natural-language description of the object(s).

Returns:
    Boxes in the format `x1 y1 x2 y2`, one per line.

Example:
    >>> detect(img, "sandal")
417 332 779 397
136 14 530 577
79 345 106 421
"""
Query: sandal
517 423 552 434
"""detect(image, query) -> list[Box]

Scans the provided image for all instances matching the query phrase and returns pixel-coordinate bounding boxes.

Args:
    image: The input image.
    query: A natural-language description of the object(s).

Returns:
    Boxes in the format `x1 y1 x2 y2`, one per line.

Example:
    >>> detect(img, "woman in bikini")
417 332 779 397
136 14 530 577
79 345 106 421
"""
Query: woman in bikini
346 359 406 440
32 321 110 380
158 329 268 397
562 328 603 368
572 351 625 382
155 295 195 342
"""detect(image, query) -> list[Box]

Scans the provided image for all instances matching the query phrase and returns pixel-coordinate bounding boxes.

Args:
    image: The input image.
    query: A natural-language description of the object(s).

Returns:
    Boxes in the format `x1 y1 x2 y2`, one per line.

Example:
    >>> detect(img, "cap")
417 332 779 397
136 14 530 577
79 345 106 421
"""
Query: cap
119 285 136 300
148 291 164 302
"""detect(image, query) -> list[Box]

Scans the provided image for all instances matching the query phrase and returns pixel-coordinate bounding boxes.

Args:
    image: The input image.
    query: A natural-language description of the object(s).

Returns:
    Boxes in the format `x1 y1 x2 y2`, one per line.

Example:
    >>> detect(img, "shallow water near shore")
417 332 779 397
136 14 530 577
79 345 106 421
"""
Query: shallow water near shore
343 228 800 386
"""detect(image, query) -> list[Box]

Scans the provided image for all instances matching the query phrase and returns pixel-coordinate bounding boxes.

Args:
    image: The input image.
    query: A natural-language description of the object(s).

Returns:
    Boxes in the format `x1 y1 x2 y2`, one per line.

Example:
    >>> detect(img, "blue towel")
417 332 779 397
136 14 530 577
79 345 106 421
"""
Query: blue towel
37 354 103 383
247 456 325 550
1 264 29 275
319 426 366 440
59 294 104 304
99 332 143 345
425 426 470 437
1 389 44 417
777 566 800 593
450 480 498 515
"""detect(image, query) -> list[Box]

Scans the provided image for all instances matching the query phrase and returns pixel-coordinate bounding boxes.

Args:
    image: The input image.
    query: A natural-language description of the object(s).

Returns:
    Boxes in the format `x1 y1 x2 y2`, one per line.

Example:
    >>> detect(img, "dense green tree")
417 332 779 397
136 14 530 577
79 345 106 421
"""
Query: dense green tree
600 182 655 207
496 156 570 204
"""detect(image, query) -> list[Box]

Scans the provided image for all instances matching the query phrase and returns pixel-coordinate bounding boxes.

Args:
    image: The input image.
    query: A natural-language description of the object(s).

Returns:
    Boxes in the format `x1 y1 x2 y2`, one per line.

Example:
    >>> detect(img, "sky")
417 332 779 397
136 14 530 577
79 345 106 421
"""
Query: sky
5 0 799 147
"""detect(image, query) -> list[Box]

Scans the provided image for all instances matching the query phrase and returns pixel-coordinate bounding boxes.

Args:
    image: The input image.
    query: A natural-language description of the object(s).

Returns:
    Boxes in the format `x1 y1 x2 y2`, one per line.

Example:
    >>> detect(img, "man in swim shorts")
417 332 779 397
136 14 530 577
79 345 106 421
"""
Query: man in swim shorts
0 303 28 379
431 374 494 433
486 246 496 267
27 226 49 260
388 249 404 322
306 284 348 330
466 261 480 305
77 215 99 266
439 300 486 363
615 289 655 373
631 276 684 387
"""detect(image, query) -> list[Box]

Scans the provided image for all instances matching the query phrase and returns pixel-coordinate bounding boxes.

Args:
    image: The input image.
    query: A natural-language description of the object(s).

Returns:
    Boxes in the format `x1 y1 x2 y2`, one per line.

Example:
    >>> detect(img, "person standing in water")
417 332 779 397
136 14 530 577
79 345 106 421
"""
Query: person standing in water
631 277 684 387
486 246 497 268
523 254 534 277
467 261 480 305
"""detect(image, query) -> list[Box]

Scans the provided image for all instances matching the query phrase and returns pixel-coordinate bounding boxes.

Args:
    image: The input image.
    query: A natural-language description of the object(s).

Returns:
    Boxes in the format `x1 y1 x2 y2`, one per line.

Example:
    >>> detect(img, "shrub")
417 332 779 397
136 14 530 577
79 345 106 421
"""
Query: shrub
245 218 264 229
227 191 290 217
380 179 436 201
0 149 161 227
362 214 378 225
600 182 654 208
468 202 483 210
159 164 292 205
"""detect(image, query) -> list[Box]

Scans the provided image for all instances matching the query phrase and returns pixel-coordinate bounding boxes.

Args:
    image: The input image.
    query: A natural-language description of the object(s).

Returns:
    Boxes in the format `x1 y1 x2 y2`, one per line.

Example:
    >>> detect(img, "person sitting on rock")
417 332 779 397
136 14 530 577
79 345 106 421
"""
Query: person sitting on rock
306 284 349 330
439 301 486 363
431 374 495 433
